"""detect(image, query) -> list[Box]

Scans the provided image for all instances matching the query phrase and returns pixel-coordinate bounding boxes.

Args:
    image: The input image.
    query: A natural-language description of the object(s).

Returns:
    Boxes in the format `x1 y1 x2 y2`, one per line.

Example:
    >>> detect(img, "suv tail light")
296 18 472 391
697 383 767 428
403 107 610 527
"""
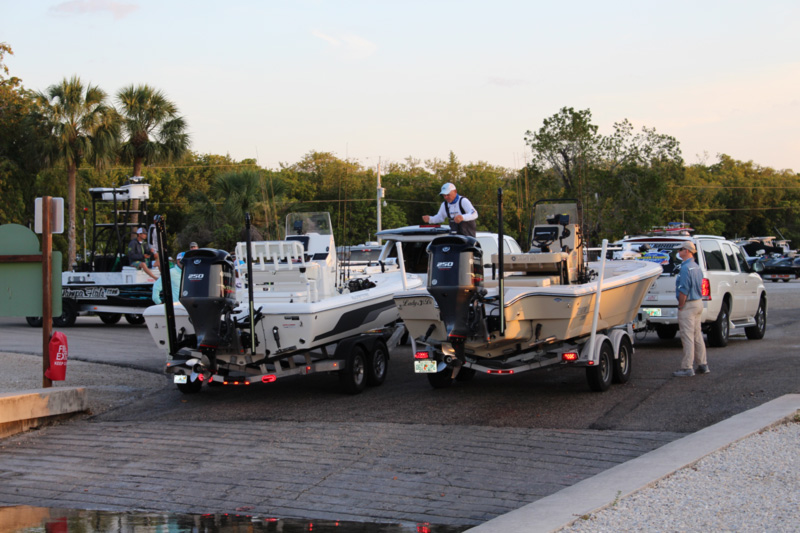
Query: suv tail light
701 278 711 300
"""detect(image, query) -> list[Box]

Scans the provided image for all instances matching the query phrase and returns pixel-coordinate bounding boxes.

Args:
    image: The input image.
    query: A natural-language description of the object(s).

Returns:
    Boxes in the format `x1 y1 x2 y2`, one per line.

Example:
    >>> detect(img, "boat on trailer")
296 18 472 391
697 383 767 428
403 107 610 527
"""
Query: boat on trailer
144 212 423 394
395 196 662 390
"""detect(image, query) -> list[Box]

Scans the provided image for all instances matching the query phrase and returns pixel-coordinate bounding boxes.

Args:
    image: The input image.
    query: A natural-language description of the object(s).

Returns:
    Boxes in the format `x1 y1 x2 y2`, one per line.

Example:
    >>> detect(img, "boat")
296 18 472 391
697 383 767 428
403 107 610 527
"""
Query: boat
394 197 662 390
144 212 423 394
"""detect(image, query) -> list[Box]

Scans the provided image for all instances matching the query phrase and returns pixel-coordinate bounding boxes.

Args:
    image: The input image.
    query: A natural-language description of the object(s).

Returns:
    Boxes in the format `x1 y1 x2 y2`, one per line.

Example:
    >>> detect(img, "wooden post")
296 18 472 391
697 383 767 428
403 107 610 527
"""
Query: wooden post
42 196 53 388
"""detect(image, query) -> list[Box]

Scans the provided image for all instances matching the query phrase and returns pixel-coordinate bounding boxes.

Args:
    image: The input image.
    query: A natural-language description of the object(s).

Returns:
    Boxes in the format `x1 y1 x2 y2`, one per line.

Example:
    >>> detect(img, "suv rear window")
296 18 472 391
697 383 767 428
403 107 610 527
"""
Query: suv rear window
700 240 726 271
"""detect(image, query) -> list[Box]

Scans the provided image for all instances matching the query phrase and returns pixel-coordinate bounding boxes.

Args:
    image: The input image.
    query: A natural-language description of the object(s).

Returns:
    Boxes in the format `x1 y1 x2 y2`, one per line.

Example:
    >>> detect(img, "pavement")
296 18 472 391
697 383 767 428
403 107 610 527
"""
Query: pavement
1 350 798 531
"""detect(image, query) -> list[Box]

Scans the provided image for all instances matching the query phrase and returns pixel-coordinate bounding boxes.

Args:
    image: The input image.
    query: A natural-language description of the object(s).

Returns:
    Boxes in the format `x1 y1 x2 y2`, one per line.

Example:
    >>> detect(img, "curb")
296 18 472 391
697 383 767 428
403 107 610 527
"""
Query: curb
466 393 800 533
0 387 88 439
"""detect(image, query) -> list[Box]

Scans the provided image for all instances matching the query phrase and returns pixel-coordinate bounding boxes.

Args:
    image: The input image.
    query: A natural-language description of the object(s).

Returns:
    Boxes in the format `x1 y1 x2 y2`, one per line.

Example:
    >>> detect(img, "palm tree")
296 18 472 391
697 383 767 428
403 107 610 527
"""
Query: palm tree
116 84 189 177
31 76 119 268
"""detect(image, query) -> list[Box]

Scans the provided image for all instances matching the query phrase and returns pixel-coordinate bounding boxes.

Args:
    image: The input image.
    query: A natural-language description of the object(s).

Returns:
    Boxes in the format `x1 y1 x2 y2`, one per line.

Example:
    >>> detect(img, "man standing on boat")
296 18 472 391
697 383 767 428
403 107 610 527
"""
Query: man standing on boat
422 182 478 237
673 241 709 377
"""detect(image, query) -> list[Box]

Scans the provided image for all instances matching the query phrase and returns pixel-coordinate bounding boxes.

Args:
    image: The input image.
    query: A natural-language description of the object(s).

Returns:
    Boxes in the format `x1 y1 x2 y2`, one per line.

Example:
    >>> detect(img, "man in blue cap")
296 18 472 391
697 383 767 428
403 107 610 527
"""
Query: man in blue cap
152 252 184 304
422 182 478 237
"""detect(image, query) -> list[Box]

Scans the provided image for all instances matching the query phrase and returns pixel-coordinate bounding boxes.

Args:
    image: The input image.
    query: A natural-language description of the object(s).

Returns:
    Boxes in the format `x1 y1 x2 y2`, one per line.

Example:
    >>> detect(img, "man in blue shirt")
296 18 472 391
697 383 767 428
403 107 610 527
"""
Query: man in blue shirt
422 182 478 237
673 241 709 377
152 252 184 305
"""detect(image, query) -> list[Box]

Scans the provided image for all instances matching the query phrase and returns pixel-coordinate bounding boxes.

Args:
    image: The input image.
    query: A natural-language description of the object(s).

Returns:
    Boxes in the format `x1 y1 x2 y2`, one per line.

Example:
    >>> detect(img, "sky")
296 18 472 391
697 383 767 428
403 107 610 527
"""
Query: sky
3 0 799 173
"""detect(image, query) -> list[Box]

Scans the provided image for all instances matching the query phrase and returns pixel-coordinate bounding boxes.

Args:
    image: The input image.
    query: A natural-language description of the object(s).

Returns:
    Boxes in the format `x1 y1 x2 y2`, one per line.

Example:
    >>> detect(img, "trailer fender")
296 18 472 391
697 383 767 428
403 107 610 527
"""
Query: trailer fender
581 333 610 365
607 329 633 360
333 334 388 360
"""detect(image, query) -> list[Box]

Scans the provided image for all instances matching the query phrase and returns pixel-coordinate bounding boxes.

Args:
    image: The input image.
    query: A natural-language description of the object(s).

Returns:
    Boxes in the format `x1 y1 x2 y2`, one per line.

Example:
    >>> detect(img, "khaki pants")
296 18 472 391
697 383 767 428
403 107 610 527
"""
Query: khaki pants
678 299 707 369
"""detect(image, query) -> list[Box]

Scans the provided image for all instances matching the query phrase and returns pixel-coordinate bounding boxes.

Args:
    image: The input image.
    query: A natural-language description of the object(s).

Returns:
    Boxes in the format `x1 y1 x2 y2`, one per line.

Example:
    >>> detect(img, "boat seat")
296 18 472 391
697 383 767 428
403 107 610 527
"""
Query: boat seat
249 262 322 301
493 252 567 275
484 276 555 288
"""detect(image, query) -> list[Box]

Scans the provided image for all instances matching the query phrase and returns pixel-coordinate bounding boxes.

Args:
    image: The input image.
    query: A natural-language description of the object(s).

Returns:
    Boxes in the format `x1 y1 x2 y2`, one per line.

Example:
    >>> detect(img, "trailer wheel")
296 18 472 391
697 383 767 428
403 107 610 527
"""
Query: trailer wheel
99 313 122 325
586 340 613 392
427 367 454 389
53 301 78 327
612 336 633 384
176 376 203 394
125 313 146 325
366 340 389 387
26 317 43 327
339 345 368 394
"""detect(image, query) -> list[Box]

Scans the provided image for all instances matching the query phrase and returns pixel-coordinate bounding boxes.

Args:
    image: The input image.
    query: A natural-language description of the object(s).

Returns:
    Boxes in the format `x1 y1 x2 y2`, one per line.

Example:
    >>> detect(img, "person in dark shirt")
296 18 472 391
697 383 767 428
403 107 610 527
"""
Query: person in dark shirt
127 227 159 279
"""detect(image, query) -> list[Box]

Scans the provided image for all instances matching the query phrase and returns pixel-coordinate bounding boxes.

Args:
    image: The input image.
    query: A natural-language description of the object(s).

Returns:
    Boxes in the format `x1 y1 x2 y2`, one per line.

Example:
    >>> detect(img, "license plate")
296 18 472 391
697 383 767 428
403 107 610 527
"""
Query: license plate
642 307 662 317
173 375 187 384
414 360 438 373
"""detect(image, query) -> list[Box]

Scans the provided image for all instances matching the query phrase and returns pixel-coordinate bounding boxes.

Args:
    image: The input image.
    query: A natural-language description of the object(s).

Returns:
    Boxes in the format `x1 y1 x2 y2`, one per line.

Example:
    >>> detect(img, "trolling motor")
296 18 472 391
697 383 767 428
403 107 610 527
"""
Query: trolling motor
179 249 237 352
426 235 487 360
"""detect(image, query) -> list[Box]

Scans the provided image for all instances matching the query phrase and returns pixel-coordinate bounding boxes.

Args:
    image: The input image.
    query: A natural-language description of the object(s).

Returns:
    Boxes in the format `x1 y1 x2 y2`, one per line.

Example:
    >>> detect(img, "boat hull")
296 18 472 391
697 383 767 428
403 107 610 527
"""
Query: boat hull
395 260 660 359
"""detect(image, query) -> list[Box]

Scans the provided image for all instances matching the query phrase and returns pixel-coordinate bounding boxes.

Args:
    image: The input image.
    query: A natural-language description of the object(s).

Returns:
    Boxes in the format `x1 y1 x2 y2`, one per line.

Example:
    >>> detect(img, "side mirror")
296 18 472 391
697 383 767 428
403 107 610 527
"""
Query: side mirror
752 261 764 273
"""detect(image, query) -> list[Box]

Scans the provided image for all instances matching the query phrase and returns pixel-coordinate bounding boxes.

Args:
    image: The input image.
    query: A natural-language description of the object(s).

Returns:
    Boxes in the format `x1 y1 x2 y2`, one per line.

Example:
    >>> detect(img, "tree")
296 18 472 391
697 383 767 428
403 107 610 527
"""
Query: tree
30 76 119 267
116 84 190 177
525 107 599 195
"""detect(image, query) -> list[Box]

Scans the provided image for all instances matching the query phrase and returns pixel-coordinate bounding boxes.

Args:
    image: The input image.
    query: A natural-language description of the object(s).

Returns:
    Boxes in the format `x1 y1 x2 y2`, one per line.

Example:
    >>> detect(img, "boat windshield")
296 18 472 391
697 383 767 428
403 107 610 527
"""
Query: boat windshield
533 203 579 227
285 212 333 236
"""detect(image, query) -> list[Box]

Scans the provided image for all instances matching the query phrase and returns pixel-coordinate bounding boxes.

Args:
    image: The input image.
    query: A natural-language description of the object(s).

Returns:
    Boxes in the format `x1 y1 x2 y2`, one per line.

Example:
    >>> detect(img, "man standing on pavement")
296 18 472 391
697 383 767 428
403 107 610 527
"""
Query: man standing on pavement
673 241 709 377
422 182 478 237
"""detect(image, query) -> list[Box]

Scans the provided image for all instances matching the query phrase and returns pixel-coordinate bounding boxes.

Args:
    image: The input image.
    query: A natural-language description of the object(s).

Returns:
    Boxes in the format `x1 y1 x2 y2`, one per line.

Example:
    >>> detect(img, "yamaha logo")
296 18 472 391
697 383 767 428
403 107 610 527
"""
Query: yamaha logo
193 259 201 264
443 246 450 252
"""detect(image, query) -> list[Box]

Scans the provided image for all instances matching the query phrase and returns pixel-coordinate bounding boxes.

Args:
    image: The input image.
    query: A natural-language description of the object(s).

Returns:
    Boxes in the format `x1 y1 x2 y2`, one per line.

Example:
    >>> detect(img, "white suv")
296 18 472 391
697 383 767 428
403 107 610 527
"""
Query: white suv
618 234 767 347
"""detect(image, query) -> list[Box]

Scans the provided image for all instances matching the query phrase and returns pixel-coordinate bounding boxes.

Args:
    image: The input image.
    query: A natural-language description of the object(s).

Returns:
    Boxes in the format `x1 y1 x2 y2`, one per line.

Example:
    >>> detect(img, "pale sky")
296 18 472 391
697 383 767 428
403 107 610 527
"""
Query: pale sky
3 0 799 172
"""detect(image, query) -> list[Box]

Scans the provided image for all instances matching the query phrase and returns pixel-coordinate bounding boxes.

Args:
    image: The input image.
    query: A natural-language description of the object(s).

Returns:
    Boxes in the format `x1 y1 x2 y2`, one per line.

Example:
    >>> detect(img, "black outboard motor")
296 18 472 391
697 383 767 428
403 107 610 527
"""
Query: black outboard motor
180 249 237 349
426 235 485 352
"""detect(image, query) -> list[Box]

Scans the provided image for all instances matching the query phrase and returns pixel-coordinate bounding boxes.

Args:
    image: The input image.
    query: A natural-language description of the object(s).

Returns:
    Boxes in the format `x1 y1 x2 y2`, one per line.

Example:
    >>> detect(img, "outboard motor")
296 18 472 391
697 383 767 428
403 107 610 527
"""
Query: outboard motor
426 235 485 352
180 249 237 349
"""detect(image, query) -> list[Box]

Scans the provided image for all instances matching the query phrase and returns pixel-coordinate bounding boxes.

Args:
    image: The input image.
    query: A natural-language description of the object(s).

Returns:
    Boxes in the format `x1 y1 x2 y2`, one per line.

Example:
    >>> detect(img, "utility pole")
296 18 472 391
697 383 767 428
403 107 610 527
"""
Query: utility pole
376 158 384 242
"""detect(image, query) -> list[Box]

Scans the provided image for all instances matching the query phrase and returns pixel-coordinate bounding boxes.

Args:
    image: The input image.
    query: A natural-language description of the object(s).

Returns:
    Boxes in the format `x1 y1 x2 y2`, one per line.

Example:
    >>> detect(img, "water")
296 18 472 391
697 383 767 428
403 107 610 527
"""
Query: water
1 506 470 533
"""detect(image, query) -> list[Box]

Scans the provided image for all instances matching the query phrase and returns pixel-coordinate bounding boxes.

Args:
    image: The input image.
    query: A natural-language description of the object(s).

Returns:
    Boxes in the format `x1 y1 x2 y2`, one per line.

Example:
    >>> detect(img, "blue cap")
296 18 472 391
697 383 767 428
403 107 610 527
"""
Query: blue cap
176 252 185 262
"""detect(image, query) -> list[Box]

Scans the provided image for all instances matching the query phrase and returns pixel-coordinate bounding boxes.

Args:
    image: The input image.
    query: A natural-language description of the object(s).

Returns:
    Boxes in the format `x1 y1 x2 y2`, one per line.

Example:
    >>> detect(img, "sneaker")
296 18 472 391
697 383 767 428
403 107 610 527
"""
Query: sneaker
696 364 710 374
673 368 695 377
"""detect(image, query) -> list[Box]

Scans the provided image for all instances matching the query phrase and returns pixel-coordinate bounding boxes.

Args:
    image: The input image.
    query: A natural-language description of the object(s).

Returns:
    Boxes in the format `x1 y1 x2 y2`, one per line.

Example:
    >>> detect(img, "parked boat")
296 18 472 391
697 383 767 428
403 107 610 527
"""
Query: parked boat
144 212 423 393
395 198 662 389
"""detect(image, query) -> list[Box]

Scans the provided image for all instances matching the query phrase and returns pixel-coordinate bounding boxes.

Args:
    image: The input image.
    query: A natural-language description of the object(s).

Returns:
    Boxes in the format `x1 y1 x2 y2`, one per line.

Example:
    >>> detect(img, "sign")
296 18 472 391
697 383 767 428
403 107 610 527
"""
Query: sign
0 224 62 317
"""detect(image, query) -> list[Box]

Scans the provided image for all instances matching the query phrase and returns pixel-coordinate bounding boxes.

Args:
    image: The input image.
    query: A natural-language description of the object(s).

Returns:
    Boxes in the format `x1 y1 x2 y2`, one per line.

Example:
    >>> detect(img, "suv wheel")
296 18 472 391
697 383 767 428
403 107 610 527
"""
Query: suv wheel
745 296 767 340
654 324 678 339
708 299 730 347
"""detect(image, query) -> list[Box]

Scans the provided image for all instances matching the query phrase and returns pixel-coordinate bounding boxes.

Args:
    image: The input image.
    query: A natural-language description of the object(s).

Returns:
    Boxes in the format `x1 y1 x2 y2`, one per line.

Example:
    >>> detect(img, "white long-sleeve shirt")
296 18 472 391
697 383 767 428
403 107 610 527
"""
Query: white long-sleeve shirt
427 195 478 224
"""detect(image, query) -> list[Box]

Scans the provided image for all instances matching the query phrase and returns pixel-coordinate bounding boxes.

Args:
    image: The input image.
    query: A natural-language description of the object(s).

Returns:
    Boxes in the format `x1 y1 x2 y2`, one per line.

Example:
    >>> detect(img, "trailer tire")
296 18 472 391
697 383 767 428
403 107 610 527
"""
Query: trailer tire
26 317 43 327
125 313 146 325
99 313 122 325
340 345 368 394
612 336 633 384
176 376 203 394
586 340 613 392
427 367 454 389
366 340 389 387
53 301 78 327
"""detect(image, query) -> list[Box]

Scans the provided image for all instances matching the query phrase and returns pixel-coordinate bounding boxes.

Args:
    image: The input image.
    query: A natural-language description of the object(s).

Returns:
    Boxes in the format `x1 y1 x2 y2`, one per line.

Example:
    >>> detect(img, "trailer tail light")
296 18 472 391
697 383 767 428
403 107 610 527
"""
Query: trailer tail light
701 278 711 300
414 351 429 359
487 369 514 375
562 352 579 362
261 375 277 383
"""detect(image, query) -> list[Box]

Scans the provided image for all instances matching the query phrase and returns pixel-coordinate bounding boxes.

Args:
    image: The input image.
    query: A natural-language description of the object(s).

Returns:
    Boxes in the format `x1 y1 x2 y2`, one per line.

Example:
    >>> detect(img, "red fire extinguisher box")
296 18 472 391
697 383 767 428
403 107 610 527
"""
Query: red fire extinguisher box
46 331 68 381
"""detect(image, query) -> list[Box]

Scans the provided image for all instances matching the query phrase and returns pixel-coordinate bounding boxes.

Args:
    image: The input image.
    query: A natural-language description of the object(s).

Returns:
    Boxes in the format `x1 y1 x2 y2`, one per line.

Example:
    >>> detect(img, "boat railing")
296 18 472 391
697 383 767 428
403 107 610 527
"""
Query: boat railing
235 241 307 272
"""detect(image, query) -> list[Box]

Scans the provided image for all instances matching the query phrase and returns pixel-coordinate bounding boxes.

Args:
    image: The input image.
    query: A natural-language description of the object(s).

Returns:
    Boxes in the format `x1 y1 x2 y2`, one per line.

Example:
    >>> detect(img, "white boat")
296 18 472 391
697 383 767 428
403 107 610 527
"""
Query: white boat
144 212 423 393
395 199 661 389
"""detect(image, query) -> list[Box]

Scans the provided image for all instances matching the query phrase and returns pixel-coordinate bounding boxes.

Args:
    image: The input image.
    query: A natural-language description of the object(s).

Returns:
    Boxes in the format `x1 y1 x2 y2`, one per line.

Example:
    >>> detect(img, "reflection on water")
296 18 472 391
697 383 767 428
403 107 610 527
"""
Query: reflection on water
0 506 469 533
